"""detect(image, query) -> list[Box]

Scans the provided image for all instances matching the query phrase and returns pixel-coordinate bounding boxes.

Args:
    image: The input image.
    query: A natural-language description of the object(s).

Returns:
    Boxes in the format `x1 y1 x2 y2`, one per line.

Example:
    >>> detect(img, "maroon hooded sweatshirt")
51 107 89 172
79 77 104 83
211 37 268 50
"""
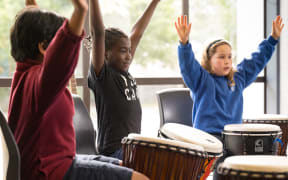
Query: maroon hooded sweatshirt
8 20 84 180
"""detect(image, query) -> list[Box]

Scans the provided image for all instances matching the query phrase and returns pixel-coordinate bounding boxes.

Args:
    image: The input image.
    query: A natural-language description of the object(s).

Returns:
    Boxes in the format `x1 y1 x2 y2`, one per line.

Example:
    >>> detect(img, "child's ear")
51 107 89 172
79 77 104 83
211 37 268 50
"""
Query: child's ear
38 42 46 55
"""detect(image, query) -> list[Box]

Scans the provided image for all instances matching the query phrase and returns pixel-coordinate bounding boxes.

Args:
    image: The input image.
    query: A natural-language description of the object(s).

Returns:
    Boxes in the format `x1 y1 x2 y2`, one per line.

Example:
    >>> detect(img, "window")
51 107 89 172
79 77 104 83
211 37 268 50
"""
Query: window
188 0 264 116
0 1 82 115
0 0 267 134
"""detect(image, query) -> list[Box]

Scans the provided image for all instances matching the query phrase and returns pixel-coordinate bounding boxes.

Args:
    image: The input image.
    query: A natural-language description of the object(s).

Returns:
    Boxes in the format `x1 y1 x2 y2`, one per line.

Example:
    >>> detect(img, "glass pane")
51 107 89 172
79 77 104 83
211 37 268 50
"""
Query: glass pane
236 0 264 76
189 0 237 64
189 0 264 76
0 1 85 77
243 82 264 116
100 0 182 77
0 88 11 117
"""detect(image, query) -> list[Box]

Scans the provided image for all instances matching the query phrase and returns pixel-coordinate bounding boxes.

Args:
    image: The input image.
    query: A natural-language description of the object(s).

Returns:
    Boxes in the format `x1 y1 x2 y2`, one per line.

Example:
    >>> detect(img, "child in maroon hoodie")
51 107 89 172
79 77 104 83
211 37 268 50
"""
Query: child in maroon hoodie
8 0 148 180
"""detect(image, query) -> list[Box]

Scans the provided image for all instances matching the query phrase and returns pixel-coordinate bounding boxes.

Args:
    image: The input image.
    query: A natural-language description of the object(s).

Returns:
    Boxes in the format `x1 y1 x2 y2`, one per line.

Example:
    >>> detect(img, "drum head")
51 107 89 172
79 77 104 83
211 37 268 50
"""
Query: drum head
224 123 281 132
243 114 288 121
160 123 223 154
221 155 288 173
125 133 205 153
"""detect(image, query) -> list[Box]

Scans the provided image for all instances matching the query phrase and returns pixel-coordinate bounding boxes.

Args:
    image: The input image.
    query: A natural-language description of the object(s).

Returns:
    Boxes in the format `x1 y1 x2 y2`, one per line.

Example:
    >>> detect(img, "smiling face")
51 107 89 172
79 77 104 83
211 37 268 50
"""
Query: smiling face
106 37 132 72
209 44 232 76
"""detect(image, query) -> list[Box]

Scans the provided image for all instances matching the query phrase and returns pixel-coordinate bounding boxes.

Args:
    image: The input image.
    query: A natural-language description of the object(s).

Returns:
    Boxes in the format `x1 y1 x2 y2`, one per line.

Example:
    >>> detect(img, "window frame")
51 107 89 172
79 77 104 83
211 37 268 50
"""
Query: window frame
0 0 277 115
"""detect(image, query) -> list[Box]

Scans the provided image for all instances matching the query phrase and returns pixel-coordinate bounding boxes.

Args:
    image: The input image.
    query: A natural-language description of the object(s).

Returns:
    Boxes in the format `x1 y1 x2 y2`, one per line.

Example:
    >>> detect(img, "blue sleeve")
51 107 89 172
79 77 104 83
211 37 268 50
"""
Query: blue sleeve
178 42 208 93
236 35 278 88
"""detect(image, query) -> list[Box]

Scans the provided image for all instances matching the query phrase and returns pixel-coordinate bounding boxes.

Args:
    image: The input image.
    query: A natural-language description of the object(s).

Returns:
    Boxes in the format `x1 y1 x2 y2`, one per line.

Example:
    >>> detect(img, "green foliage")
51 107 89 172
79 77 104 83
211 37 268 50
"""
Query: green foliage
190 0 237 62
0 0 237 74
129 0 180 68
0 0 73 113
0 0 72 77
0 0 22 76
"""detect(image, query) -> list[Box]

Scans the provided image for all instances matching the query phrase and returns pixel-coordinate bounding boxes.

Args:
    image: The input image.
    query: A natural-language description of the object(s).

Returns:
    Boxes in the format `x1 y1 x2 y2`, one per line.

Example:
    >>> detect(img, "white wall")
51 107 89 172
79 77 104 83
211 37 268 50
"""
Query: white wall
237 0 264 116
280 0 288 115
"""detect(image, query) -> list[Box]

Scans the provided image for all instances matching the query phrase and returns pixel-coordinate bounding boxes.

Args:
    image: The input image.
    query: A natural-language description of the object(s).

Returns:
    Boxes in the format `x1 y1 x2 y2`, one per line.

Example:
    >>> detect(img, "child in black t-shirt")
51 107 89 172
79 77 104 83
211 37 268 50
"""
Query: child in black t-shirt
88 0 161 160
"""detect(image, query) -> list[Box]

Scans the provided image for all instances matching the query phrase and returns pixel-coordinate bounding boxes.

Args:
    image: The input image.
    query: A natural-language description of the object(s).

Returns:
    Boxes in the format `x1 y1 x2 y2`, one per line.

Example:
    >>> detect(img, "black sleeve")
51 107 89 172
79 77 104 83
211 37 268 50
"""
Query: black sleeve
87 62 106 90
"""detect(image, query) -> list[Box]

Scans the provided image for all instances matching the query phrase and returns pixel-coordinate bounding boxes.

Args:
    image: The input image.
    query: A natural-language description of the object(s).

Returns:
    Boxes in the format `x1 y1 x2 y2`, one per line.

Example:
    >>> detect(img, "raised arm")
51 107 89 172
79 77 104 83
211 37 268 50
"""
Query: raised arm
130 0 160 58
175 15 206 93
69 0 88 36
89 0 105 75
174 15 191 45
36 0 87 110
236 15 284 88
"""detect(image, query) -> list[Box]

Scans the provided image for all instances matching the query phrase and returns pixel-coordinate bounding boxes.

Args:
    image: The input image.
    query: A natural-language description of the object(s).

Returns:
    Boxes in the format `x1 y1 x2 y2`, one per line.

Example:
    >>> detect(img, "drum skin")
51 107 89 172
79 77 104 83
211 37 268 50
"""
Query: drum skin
217 155 288 180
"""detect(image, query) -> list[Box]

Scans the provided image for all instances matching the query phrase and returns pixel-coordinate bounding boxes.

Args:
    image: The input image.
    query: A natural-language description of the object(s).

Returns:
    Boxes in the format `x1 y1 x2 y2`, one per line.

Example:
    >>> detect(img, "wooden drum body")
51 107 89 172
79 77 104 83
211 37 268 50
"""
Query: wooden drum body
218 155 288 180
243 114 288 155
122 133 207 180
159 123 223 180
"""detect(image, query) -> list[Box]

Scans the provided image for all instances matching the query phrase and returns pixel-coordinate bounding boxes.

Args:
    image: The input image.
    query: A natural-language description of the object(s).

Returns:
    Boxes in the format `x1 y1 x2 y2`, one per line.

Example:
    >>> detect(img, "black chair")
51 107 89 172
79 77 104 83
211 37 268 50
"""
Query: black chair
156 88 193 127
0 109 21 180
72 94 98 155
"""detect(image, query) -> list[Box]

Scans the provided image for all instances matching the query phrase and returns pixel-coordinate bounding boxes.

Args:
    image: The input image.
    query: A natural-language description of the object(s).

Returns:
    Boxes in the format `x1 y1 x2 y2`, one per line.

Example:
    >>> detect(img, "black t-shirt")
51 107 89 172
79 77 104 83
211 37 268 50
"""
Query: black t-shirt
88 63 142 156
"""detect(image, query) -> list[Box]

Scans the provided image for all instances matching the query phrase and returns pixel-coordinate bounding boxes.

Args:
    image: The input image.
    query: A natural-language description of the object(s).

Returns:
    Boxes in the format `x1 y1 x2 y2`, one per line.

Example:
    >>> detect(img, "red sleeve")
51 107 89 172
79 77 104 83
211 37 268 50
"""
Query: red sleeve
36 20 85 111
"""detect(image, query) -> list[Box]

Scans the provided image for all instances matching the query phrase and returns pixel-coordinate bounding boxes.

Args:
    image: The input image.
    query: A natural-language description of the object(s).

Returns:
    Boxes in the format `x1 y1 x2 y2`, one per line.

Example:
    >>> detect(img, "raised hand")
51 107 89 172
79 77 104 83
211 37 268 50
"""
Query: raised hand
68 0 88 36
271 15 284 40
174 15 192 44
25 0 37 6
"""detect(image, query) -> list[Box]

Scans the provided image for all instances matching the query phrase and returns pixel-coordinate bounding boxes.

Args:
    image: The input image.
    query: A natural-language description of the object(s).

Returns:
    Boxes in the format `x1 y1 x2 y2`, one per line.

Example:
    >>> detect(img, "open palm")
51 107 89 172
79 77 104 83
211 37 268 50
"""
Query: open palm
271 16 284 40
175 15 192 44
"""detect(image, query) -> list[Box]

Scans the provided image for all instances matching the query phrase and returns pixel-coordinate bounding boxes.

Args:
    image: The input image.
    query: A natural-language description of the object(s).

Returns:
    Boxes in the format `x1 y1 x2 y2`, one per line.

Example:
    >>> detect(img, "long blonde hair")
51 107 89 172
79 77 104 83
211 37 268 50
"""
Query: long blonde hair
201 39 236 87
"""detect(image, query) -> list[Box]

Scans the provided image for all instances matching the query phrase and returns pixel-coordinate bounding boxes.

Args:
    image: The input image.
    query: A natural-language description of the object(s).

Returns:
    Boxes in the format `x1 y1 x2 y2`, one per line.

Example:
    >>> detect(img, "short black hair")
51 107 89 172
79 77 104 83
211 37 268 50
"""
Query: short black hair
10 7 65 62
105 27 128 51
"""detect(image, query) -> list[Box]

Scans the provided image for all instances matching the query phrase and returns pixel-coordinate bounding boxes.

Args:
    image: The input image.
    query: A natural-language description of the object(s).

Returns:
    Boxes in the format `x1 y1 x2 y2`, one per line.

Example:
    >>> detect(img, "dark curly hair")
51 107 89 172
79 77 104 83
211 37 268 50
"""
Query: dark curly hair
104 27 128 51
83 27 128 53
10 7 65 62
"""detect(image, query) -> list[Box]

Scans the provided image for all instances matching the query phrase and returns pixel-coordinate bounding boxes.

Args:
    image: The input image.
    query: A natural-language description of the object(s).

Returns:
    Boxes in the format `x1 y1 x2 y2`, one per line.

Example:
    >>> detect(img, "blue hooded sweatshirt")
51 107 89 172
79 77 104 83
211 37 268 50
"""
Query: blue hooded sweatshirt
178 36 278 134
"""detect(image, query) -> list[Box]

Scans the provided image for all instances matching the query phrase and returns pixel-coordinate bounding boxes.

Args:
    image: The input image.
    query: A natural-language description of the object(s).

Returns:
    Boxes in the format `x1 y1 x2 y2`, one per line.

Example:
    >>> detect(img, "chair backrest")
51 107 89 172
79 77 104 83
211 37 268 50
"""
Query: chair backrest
156 88 193 127
72 94 98 155
0 109 21 180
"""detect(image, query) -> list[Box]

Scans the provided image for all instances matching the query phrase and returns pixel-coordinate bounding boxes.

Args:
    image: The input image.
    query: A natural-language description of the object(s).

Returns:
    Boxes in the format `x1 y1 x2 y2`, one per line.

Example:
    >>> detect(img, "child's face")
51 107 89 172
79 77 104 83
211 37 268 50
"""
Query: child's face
210 44 232 76
107 37 132 72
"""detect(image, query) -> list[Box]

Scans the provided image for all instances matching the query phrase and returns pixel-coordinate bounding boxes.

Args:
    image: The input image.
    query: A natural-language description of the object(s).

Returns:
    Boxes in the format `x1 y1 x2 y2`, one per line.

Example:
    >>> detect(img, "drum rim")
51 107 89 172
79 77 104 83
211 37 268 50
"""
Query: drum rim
224 123 282 132
243 119 288 123
121 136 208 158
222 130 282 136
243 114 288 121
217 165 288 179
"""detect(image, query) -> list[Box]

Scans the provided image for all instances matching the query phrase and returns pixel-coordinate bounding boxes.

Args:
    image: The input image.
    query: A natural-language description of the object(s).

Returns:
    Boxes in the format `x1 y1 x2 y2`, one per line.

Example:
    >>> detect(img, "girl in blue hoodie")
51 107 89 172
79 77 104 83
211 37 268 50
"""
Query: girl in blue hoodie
175 15 284 179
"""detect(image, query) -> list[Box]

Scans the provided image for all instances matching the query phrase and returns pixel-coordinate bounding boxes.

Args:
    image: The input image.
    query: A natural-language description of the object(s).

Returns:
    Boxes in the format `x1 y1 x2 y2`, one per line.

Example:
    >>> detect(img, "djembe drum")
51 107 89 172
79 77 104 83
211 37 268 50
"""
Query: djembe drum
222 124 282 155
122 133 207 180
217 155 288 179
159 123 223 180
243 114 288 155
